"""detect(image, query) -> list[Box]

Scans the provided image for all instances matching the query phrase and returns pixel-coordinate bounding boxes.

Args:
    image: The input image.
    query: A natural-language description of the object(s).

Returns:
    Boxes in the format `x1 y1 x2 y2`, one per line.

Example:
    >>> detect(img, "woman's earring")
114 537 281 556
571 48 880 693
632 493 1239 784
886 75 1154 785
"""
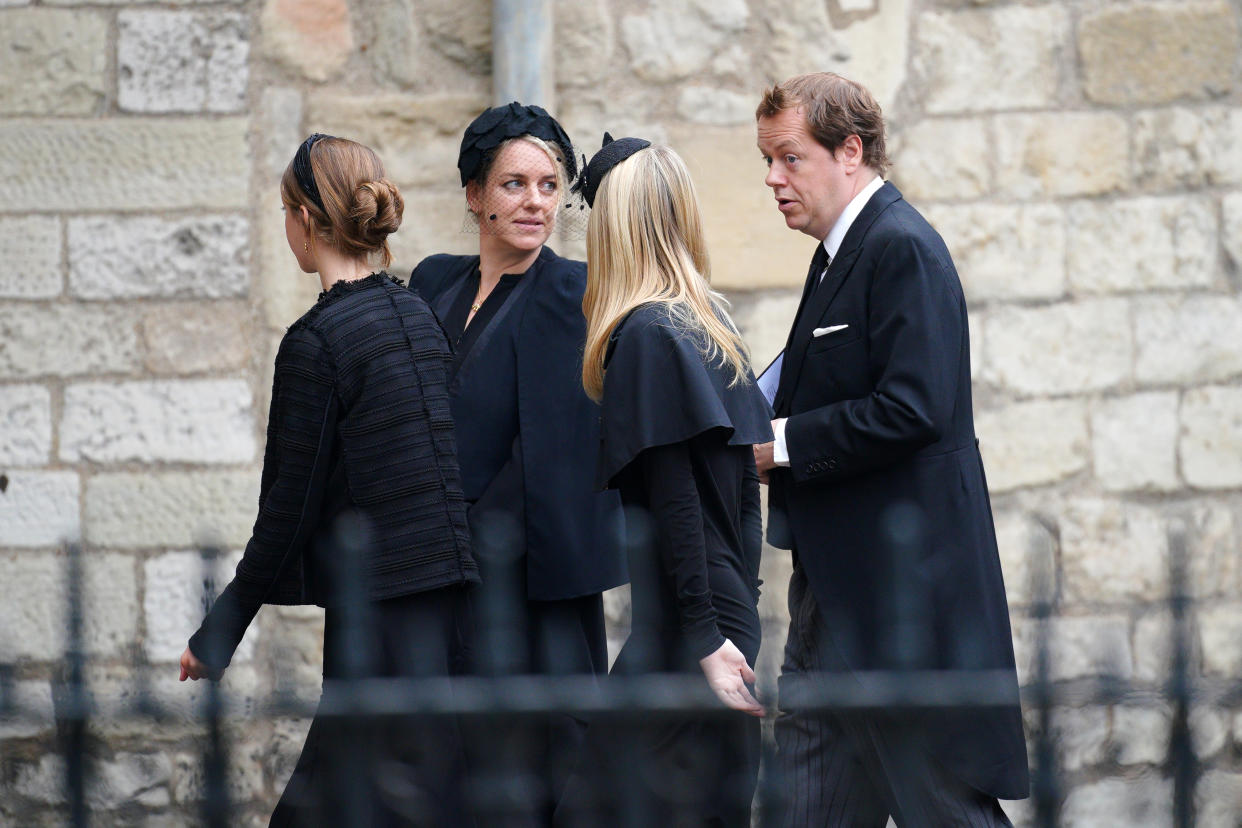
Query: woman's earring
304 241 309 253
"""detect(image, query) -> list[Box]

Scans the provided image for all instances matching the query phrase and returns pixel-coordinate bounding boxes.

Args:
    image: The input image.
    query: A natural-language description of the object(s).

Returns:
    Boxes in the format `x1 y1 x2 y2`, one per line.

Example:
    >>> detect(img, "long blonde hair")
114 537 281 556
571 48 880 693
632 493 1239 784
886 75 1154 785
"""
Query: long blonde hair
582 145 751 402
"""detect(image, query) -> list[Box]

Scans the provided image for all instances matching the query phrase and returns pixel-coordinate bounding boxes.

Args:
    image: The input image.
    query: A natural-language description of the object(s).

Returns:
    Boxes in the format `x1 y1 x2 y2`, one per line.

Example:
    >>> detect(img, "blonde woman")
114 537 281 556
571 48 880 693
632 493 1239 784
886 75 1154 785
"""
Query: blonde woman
557 138 773 827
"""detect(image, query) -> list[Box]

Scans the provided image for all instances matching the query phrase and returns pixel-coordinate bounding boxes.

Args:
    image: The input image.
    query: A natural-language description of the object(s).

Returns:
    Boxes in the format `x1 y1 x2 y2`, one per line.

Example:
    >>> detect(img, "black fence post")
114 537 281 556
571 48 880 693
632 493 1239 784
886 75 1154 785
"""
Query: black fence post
59 542 89 828
1167 520 1197 828
1029 527 1059 828
198 546 230 828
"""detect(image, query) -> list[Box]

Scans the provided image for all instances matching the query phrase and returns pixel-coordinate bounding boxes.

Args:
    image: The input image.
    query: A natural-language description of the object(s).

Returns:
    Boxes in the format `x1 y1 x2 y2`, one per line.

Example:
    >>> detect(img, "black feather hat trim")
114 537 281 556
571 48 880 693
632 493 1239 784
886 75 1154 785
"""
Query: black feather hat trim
457 102 578 186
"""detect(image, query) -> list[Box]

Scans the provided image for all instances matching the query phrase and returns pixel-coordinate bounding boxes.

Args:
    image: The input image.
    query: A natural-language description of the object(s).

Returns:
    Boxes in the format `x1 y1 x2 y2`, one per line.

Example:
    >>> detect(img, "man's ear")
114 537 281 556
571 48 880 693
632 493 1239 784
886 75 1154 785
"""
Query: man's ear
837 134 864 173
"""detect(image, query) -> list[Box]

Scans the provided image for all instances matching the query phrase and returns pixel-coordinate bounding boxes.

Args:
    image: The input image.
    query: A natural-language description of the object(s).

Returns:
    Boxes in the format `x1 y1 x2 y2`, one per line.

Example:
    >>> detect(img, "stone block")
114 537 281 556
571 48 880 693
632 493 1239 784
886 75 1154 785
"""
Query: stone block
144 550 254 665
1224 193 1242 270
554 0 614 88
0 472 79 547
1090 393 1180 492
141 302 251 375
983 300 1131 395
993 512 1056 608
1012 614 1132 683
1112 704 1172 765
995 113 1129 198
669 124 816 291
1183 503 1239 600
975 399 1088 492
757 0 849 91
0 9 107 115
172 745 265 805
0 385 52 466
0 305 141 380
923 203 1064 302
1135 296 1242 386
1060 773 1171 827
88 752 172 810
0 550 138 660
889 118 992 201
1133 610 1184 684
1199 770 1242 828
60 380 256 464
0 119 249 211
677 87 758 126
1050 706 1109 772
1067 197 1216 294
84 471 259 548
1060 499 1166 604
621 0 748 82
386 190 478 278
68 214 249 300
305 93 486 190
255 189 324 329
913 5 1069 113
422 0 492 73
1134 107 1242 190
1191 706 1229 759
1198 601 1242 676
0 680 54 738
1180 386 1242 488
261 0 353 81
1079 1 1237 105
0 216 62 298
727 289 803 370
118 9 248 113
258 86 303 179
13 754 64 804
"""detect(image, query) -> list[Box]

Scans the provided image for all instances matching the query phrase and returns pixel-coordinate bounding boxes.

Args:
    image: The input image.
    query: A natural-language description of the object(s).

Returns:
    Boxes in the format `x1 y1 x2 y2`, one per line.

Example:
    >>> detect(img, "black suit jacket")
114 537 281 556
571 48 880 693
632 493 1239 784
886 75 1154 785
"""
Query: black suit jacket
769 182 1029 800
411 247 627 602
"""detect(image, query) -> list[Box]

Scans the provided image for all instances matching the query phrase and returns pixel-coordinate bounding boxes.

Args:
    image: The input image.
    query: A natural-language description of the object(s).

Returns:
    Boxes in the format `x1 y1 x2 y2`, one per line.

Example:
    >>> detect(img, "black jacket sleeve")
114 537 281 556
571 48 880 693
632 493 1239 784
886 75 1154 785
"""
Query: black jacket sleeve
188 326 338 672
635 441 726 661
785 232 962 483
740 452 763 595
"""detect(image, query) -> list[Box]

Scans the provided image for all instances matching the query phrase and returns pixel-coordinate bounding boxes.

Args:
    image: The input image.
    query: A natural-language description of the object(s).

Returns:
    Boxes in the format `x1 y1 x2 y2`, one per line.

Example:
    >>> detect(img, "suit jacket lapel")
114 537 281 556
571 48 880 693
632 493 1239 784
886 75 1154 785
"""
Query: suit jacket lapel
774 182 903 416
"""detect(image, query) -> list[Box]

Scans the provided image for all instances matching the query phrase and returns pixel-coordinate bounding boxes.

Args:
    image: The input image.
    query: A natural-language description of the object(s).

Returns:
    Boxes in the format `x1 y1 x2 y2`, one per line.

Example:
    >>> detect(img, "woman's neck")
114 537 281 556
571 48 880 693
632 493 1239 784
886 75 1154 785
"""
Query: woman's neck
316 247 375 292
478 236 542 290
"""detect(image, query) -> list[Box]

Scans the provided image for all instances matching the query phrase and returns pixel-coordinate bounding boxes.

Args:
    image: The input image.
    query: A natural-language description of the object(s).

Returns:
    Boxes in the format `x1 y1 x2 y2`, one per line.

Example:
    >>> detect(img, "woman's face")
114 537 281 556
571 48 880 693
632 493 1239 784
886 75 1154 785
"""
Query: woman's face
470 140 559 252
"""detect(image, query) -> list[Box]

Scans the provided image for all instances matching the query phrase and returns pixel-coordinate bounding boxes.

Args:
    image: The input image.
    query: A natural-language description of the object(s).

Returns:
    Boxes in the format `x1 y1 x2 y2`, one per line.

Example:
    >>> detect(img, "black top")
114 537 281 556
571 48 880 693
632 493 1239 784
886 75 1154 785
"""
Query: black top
189 273 477 672
600 303 772 668
439 268 522 373
410 248 626 601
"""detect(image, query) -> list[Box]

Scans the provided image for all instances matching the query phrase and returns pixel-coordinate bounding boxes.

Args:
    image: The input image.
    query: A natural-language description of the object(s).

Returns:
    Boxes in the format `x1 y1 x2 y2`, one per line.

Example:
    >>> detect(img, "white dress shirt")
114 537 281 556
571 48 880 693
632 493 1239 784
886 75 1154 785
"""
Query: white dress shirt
772 175 885 465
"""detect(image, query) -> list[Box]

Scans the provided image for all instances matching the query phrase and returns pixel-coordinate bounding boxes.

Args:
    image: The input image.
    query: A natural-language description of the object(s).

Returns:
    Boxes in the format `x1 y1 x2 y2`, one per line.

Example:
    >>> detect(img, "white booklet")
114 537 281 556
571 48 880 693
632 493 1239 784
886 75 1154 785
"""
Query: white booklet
756 350 783 408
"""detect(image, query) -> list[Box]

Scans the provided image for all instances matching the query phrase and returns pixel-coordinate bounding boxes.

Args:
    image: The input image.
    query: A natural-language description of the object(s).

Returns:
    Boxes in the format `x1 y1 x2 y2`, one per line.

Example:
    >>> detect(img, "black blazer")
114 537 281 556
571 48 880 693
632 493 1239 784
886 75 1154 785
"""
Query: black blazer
769 183 1029 800
411 247 626 601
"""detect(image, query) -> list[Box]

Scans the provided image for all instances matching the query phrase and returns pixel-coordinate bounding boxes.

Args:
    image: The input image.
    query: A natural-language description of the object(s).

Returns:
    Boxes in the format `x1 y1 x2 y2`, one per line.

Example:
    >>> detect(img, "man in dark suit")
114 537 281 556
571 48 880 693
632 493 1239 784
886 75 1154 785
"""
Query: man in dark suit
753 73 1029 826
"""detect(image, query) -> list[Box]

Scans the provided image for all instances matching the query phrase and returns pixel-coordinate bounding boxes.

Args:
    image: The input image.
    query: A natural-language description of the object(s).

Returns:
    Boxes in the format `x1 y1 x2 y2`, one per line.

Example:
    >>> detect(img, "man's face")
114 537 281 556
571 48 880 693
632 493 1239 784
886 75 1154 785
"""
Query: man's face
757 106 852 241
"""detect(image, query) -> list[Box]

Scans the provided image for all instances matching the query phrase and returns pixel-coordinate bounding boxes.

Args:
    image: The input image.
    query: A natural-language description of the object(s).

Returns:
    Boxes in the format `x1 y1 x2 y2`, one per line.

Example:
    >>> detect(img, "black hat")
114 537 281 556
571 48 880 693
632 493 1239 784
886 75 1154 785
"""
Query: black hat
576 133 651 208
457 102 577 187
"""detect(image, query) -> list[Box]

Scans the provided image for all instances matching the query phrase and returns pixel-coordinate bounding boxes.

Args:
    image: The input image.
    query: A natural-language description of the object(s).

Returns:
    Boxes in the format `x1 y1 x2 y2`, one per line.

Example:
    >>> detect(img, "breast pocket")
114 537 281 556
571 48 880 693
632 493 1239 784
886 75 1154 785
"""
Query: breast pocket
806 326 862 355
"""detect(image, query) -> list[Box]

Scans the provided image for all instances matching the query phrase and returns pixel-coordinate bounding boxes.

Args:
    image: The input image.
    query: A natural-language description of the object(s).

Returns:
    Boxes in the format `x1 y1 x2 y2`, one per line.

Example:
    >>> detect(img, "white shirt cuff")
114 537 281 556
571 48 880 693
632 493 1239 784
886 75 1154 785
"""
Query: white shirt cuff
772 418 791 466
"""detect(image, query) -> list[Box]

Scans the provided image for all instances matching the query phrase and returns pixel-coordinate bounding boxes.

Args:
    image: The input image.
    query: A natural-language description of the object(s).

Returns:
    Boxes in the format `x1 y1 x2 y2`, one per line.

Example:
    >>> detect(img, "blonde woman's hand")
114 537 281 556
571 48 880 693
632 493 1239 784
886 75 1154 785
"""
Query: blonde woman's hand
179 647 217 682
699 639 764 717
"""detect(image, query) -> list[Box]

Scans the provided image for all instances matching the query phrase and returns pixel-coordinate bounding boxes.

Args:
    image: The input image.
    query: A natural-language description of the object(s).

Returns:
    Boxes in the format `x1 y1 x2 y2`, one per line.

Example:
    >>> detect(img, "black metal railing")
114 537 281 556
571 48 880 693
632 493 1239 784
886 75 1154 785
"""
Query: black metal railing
2 522 1238 826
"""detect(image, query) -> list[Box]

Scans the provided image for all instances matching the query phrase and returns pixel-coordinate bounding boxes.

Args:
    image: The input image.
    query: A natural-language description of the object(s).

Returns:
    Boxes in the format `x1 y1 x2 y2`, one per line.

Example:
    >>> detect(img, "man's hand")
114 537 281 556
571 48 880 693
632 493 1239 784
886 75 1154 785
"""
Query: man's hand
179 647 218 682
754 440 777 485
699 639 764 717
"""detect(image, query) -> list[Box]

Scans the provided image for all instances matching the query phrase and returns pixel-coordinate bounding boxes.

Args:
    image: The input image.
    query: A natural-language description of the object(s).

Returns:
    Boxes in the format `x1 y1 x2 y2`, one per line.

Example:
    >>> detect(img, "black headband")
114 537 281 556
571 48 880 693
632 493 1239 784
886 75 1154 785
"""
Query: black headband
457 102 578 187
293 133 332 213
576 133 651 208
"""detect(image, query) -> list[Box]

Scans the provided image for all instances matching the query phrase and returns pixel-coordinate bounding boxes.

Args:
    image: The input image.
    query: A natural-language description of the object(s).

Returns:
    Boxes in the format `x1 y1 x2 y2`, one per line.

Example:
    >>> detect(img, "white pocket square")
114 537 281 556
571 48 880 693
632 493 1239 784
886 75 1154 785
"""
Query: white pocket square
812 324 849 338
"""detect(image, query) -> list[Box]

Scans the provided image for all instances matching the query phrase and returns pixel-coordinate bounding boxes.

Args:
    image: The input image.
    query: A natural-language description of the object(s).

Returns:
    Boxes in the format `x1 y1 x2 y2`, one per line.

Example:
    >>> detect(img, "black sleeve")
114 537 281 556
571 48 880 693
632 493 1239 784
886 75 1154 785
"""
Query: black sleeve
636 441 725 661
188 326 338 672
740 452 762 592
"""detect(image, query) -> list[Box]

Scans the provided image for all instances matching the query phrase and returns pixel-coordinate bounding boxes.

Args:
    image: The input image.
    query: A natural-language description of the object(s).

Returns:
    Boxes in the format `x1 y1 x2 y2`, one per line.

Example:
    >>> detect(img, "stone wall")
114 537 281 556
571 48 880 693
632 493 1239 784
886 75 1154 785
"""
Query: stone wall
1 0 1240 824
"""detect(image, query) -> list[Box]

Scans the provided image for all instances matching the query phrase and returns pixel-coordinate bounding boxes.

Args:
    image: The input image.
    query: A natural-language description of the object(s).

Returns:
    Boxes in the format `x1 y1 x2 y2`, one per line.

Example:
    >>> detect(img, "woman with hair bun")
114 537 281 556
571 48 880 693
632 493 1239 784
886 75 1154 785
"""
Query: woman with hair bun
180 134 478 826
409 103 626 825
557 139 772 827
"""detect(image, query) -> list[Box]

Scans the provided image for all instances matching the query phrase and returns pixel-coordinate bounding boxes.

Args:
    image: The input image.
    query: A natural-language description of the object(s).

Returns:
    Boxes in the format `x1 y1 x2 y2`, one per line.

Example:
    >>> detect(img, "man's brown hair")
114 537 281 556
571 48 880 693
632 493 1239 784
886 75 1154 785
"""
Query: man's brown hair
756 72 890 176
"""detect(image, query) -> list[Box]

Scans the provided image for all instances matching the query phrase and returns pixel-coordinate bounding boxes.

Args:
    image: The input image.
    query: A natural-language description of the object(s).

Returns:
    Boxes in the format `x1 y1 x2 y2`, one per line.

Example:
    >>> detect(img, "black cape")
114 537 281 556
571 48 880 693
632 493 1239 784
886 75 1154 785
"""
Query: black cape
598 303 773 489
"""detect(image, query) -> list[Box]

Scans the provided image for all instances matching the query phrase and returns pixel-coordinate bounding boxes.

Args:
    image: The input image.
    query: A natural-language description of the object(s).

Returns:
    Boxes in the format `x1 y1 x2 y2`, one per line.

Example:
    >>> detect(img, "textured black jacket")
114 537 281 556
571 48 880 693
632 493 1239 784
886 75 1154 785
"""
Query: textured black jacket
190 273 477 671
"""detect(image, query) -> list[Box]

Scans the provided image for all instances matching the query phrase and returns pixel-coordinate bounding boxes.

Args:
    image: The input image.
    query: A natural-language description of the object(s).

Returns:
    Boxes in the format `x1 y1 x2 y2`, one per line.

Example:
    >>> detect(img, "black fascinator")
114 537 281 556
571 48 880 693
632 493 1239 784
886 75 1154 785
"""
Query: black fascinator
457 102 578 186
576 133 651 208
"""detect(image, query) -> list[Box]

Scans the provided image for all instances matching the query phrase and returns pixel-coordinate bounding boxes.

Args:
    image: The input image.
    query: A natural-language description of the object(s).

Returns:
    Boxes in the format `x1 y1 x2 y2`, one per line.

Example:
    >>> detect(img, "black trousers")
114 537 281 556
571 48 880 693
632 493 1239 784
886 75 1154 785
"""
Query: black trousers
774 565 1013 828
269 587 473 827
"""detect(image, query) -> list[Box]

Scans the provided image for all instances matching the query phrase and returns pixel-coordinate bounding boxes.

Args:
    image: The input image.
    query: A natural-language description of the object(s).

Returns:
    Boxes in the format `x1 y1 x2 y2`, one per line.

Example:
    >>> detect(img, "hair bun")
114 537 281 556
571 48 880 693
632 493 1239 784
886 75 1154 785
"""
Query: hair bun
350 178 404 245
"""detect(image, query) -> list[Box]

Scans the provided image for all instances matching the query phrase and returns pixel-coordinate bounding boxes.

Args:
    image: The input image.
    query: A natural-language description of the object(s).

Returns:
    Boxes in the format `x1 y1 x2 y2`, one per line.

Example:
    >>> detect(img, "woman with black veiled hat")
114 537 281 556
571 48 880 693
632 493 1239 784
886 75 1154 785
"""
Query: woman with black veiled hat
408 103 626 826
